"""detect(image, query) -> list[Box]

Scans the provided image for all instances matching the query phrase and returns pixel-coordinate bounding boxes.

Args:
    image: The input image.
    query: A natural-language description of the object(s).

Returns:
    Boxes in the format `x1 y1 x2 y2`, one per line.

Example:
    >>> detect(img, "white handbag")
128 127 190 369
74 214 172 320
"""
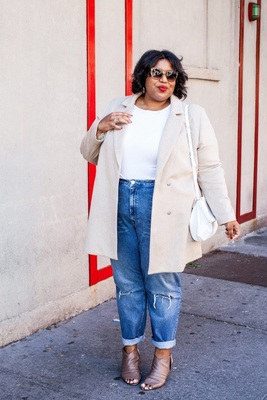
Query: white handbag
184 105 218 241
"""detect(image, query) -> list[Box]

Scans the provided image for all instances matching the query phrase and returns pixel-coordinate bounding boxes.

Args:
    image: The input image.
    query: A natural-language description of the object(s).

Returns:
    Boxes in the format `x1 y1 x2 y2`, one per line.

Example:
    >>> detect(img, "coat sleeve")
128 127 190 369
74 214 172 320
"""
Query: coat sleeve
193 106 236 225
80 117 104 165
80 97 122 165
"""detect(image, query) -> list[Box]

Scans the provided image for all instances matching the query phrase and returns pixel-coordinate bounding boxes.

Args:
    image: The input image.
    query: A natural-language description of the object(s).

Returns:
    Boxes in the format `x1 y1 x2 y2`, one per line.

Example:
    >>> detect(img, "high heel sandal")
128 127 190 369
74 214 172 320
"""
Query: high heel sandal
140 354 173 391
121 347 141 386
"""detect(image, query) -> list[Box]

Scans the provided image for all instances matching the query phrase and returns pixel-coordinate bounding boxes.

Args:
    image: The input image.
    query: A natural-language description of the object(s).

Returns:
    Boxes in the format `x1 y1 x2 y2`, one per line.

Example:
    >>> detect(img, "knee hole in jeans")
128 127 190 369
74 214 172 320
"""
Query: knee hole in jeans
153 294 173 310
118 290 134 299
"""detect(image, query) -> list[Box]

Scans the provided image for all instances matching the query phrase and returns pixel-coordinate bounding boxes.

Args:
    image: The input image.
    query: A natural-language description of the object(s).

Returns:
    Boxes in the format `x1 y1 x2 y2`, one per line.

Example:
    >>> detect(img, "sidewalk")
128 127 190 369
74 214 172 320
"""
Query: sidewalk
0 229 267 400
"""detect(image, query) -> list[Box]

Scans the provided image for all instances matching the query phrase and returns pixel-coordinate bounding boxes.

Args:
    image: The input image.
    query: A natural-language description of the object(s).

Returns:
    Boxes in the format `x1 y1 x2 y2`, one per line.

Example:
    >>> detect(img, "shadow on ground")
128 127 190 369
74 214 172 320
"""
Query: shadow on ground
185 250 267 287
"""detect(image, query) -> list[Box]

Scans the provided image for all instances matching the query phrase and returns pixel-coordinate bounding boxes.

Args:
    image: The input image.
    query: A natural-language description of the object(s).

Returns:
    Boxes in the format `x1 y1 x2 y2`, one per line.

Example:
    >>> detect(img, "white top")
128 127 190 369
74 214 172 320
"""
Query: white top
120 105 171 180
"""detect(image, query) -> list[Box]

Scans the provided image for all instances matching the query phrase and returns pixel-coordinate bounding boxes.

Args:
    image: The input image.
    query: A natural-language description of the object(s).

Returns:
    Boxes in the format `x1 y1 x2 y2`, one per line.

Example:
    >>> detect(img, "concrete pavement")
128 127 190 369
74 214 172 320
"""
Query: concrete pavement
0 228 267 400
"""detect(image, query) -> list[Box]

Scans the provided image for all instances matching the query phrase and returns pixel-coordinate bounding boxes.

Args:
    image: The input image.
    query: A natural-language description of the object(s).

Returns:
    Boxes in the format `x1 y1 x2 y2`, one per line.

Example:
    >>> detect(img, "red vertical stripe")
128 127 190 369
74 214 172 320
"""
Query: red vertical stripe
87 0 95 129
86 0 112 285
236 0 244 221
87 0 96 215
125 0 133 95
236 0 260 223
252 0 261 216
86 0 133 285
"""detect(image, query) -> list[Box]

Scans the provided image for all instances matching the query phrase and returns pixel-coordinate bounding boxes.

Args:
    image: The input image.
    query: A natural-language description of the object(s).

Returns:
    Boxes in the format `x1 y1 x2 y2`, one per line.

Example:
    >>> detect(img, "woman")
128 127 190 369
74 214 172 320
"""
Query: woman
80 49 240 391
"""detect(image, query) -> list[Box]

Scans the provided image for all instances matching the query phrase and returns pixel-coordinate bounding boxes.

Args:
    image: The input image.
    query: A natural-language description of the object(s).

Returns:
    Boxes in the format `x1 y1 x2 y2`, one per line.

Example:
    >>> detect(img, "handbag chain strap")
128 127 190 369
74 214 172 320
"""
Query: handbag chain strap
184 104 201 200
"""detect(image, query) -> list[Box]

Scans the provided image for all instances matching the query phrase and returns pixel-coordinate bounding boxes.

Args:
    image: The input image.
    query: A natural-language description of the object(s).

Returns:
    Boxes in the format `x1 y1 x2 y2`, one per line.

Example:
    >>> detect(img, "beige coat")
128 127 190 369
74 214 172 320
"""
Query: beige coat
80 94 236 274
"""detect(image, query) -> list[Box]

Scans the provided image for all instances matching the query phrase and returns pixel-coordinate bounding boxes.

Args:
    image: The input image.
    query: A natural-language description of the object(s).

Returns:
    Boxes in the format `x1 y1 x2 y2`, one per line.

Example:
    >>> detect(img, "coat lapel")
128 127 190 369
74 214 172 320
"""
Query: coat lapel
156 96 184 177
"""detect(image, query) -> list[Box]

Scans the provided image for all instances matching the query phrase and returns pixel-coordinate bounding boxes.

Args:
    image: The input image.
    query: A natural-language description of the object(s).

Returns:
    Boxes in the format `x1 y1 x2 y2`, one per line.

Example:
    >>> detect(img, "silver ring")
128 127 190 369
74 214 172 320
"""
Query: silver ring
114 118 118 124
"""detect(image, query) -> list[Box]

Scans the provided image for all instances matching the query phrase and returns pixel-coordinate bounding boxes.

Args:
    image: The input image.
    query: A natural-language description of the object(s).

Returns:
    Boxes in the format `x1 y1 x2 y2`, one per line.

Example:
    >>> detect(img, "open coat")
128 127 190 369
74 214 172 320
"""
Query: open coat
80 94 236 274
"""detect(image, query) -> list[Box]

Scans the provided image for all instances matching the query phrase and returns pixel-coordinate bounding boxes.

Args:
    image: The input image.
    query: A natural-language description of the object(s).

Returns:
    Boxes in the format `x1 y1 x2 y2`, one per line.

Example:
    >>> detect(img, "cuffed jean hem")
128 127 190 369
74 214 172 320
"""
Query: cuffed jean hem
122 334 145 346
151 339 176 349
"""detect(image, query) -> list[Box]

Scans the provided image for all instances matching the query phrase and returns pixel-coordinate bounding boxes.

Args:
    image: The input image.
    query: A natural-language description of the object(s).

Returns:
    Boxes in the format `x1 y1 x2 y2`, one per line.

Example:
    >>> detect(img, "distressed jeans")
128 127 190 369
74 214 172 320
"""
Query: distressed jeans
111 179 182 349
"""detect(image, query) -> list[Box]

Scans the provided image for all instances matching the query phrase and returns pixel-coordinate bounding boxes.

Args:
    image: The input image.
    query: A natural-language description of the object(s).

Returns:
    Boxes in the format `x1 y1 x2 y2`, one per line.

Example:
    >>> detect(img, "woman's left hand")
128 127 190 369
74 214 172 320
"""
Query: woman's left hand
225 221 240 240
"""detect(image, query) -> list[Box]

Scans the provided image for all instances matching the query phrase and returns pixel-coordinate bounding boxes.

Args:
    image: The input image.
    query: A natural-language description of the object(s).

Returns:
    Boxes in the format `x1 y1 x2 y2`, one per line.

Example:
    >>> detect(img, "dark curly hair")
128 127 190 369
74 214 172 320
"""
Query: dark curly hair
132 49 188 100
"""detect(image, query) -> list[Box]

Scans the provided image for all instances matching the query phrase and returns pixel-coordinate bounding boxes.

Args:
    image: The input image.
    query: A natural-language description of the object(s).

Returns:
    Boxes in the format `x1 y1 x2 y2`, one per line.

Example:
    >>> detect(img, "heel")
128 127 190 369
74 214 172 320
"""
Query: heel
141 354 172 391
121 347 141 386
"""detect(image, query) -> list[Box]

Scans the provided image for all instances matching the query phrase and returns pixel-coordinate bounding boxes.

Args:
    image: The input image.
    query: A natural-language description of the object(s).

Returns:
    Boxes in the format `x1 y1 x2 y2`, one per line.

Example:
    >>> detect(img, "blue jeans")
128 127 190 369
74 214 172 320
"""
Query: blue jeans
111 179 182 349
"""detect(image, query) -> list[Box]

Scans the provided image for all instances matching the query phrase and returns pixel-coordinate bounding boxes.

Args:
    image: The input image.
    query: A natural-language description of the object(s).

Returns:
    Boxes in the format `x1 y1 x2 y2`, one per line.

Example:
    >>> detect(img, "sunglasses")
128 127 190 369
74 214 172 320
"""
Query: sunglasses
149 67 178 82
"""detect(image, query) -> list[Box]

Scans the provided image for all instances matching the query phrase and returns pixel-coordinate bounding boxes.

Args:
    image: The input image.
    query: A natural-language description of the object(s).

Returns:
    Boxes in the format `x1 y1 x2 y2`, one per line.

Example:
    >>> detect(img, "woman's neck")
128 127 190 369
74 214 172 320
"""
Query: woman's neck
135 95 170 111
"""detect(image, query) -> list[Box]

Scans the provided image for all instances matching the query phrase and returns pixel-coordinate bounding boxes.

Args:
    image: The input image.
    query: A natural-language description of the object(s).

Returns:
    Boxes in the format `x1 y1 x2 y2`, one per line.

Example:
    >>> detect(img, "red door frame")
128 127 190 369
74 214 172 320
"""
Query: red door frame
236 0 261 223
86 0 133 285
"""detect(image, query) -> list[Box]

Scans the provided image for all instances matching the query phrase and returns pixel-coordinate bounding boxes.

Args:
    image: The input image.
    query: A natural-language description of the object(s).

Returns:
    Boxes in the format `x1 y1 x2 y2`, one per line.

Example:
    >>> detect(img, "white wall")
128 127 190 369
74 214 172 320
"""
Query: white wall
0 0 115 347
95 0 125 110
1 0 266 347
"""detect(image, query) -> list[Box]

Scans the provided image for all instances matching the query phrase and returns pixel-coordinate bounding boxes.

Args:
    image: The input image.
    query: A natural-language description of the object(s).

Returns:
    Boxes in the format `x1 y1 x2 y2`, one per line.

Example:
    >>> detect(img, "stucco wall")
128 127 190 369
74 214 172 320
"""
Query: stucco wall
0 0 115 347
1 0 266 347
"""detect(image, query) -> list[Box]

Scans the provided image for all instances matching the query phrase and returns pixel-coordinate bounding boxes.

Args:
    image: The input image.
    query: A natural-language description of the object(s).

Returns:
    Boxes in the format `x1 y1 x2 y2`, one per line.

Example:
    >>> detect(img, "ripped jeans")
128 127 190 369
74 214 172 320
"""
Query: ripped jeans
111 179 182 349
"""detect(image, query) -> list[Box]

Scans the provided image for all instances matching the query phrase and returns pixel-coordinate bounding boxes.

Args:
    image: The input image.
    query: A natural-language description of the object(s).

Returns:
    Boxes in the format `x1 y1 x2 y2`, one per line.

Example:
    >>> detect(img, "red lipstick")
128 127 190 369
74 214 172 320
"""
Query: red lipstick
158 86 168 92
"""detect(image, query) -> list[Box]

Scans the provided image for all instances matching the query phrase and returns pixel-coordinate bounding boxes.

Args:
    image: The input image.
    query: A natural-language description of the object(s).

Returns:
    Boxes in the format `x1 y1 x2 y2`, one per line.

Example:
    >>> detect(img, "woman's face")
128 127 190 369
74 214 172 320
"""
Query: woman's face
144 59 176 103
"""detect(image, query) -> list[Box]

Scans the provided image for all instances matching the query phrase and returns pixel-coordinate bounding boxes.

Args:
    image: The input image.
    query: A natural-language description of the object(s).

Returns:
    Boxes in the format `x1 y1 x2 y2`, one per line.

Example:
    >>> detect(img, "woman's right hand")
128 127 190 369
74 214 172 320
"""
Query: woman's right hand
96 112 132 138
225 220 240 240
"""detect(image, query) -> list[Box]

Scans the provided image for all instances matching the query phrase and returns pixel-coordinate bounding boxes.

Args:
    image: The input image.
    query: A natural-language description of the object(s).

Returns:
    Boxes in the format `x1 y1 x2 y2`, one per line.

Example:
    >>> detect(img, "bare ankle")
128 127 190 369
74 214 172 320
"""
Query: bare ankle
124 345 137 354
155 348 171 359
